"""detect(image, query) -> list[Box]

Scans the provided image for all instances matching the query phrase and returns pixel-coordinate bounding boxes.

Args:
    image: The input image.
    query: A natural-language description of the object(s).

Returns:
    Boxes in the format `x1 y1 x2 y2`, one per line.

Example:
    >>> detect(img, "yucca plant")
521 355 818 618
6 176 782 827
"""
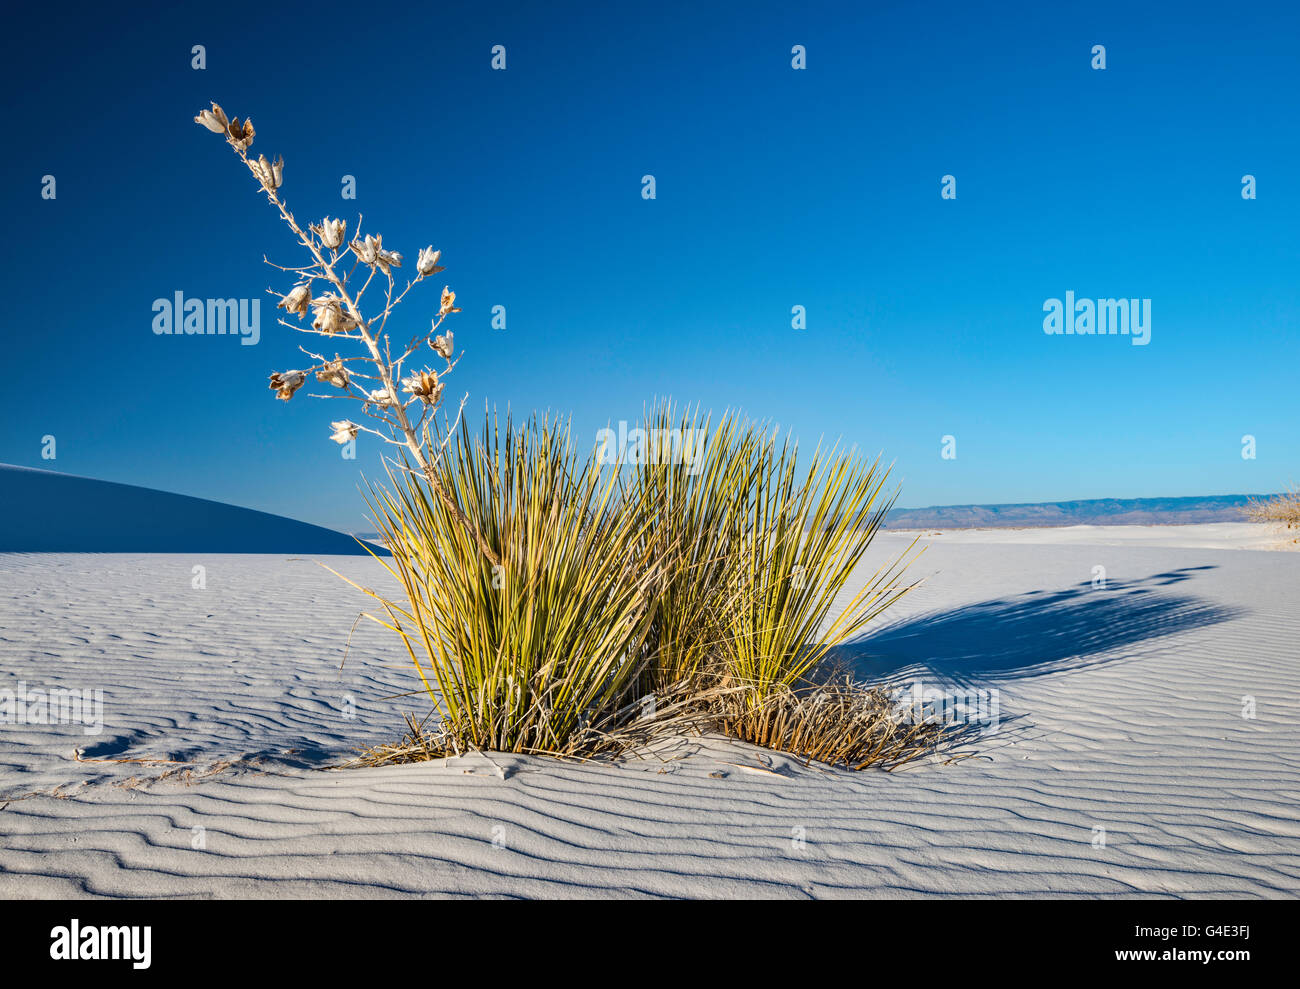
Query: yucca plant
723 430 919 703
333 407 934 769
618 405 926 761
201 99 943 771
617 404 922 703
621 405 758 693
344 414 664 756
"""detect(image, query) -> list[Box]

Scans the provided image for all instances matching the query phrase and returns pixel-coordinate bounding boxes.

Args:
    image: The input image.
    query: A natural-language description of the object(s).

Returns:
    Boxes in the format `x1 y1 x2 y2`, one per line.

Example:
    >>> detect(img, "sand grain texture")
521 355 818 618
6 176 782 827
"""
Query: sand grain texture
1 528 1297 898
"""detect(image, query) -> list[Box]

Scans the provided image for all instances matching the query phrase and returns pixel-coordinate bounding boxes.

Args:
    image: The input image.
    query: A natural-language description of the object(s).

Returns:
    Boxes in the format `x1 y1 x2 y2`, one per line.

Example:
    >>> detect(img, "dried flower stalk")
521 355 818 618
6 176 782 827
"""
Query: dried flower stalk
195 101 501 567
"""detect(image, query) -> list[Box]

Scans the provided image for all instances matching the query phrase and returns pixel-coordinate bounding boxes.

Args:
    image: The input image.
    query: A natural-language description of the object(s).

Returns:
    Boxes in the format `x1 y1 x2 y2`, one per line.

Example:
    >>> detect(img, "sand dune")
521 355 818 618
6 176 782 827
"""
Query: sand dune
1 528 1297 898
0 465 376 555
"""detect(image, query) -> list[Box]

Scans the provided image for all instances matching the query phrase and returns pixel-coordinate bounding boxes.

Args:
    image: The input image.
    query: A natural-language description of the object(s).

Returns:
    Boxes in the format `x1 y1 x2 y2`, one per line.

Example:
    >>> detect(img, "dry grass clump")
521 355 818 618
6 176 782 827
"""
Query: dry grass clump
716 679 960 772
1245 486 1300 540
346 679 737 769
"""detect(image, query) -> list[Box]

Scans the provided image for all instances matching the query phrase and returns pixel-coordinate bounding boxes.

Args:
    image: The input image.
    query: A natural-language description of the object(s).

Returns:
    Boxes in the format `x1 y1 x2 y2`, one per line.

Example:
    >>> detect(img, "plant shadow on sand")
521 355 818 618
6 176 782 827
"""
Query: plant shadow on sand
832 566 1243 686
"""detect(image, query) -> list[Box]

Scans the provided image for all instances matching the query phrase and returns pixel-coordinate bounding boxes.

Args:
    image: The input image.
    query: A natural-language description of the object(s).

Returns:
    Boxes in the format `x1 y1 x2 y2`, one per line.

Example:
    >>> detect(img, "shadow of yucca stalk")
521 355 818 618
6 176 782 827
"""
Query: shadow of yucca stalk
339 404 939 771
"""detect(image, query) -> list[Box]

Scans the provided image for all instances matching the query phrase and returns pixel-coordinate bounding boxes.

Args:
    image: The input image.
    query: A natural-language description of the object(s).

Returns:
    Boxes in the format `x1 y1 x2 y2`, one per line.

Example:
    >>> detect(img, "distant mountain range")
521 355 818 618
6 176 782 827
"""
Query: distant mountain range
0 464 379 554
884 493 1272 530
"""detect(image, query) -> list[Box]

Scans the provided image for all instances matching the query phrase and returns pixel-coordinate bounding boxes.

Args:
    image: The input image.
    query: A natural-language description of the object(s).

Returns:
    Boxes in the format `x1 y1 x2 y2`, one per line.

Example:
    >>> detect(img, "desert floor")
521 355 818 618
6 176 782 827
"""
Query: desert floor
1 524 1297 898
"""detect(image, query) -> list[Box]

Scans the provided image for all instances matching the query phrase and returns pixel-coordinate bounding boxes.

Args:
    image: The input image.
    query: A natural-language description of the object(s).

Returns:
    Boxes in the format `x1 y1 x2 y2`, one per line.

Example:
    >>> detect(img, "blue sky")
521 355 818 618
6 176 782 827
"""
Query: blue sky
5 0 1297 531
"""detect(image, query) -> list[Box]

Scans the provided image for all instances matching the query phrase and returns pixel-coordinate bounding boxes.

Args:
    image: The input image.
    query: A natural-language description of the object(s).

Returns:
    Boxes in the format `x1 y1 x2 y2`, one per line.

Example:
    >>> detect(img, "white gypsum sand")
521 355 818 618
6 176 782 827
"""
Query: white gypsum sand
893 521 1298 552
0 526 1297 898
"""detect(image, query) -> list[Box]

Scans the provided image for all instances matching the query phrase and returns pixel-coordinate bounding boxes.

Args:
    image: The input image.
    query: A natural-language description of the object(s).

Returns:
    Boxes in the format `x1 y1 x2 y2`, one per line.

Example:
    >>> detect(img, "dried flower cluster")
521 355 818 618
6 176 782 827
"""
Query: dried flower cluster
195 101 501 566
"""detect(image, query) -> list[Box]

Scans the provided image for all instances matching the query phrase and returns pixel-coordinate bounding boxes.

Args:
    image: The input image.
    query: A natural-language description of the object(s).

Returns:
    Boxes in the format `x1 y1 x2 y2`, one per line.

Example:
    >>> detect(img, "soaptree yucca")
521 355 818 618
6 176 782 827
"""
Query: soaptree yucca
621 405 929 765
623 405 919 699
353 415 667 755
722 429 918 701
622 405 757 693
203 101 938 769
